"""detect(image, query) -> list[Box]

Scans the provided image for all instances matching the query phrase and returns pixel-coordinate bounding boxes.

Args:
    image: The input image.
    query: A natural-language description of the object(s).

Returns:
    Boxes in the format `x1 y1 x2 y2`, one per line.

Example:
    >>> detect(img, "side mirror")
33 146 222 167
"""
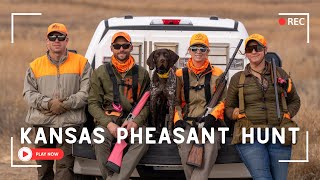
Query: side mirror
265 52 282 67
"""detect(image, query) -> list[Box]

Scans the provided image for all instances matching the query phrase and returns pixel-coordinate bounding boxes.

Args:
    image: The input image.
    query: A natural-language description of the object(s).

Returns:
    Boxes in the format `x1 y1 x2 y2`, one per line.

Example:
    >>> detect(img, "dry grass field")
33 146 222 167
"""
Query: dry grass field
0 0 319 179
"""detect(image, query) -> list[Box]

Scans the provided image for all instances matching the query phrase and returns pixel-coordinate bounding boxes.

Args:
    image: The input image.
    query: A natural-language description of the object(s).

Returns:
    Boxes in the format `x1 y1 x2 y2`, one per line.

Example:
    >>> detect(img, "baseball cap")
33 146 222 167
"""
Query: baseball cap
245 33 267 47
111 32 131 43
47 23 68 36
189 33 209 47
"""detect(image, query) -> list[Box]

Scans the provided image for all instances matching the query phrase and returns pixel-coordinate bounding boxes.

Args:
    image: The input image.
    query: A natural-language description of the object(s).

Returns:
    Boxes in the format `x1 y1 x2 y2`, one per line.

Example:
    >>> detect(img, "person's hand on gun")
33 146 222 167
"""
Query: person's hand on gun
201 114 221 132
174 120 187 130
107 122 120 138
121 120 138 135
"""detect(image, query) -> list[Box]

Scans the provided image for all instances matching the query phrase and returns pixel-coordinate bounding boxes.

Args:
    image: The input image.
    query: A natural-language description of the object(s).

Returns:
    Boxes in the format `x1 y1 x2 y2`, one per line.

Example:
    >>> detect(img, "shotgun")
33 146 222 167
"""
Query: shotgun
271 58 281 121
186 39 243 167
105 91 150 173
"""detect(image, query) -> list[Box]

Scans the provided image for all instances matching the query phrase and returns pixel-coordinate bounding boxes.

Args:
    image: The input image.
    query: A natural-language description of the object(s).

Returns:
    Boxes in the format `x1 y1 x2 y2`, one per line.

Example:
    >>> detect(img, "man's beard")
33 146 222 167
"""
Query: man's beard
115 53 129 62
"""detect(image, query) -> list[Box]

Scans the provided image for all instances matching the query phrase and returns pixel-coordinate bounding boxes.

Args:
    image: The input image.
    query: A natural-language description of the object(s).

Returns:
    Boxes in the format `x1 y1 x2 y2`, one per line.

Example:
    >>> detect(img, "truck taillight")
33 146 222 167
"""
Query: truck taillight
150 19 192 25
162 19 181 25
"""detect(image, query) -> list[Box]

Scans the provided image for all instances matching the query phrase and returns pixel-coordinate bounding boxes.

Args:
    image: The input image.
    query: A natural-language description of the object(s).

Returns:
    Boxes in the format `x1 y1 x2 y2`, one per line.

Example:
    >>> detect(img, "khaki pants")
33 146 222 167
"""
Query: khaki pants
177 125 221 180
34 126 81 180
91 126 149 180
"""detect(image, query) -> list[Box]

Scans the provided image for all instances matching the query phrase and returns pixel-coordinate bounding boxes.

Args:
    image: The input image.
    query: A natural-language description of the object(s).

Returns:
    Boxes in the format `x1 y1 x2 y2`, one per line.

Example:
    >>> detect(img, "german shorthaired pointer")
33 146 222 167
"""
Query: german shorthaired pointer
147 49 179 136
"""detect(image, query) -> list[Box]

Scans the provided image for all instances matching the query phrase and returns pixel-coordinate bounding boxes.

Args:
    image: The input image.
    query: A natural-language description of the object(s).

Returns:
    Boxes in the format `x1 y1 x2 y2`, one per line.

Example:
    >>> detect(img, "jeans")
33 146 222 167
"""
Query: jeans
236 129 292 180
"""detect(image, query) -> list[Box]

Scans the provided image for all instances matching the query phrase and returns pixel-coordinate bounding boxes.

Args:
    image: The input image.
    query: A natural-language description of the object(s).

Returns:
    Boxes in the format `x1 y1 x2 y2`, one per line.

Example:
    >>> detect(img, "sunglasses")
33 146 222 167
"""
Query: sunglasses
48 35 67 41
112 43 131 50
245 45 264 53
189 46 208 53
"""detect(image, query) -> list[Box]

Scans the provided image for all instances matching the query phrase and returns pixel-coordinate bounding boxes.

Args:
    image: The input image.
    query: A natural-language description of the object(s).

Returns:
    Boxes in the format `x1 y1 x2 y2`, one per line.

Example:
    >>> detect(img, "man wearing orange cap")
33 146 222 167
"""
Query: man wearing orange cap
23 23 92 179
225 33 300 179
88 32 150 179
173 33 226 180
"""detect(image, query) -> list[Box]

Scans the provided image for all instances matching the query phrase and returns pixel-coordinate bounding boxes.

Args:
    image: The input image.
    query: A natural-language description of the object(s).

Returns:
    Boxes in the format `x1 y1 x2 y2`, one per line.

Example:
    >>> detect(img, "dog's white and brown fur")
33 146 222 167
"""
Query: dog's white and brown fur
147 49 179 136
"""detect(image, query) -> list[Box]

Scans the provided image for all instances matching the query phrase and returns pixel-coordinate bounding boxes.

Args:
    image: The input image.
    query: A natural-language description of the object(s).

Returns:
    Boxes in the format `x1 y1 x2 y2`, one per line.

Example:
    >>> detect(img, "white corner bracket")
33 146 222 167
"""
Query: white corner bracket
278 13 310 44
10 137 41 168
279 131 309 163
11 13 42 44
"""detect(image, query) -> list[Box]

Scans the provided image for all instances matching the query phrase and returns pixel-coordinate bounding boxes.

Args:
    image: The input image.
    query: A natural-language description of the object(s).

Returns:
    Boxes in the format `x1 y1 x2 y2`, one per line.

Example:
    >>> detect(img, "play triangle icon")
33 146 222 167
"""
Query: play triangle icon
23 151 28 157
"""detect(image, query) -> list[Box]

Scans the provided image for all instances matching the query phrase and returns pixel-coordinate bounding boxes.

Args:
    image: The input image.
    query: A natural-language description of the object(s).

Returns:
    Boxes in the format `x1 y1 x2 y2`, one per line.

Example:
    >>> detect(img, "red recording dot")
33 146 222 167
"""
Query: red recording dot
278 18 286 25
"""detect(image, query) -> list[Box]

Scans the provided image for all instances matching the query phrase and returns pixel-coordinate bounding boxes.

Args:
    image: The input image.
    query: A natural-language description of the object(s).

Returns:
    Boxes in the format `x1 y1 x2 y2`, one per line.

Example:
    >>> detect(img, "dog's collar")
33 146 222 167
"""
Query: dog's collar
157 70 170 79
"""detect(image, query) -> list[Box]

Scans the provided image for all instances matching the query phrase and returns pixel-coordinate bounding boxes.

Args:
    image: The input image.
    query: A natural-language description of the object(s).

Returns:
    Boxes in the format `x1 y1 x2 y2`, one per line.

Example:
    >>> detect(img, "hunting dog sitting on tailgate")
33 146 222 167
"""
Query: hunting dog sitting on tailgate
147 49 179 136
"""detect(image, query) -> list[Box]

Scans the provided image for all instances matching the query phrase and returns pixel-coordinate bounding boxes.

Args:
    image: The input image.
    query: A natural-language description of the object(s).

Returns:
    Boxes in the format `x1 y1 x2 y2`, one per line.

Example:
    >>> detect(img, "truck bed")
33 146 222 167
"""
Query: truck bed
72 136 251 179
72 137 242 165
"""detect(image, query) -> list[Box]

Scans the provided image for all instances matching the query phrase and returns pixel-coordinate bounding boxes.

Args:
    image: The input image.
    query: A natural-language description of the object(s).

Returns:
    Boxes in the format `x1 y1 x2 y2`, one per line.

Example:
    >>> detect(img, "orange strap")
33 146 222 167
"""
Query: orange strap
283 113 291 119
287 78 292 93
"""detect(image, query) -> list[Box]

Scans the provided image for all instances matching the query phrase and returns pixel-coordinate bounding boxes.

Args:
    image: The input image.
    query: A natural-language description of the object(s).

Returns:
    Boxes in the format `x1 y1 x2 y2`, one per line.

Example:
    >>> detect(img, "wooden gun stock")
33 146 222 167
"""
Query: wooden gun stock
186 124 204 167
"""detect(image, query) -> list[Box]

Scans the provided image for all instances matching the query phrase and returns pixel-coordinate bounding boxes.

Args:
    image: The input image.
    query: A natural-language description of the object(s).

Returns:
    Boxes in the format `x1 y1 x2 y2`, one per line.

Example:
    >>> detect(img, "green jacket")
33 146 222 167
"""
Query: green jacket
88 62 150 128
225 62 301 126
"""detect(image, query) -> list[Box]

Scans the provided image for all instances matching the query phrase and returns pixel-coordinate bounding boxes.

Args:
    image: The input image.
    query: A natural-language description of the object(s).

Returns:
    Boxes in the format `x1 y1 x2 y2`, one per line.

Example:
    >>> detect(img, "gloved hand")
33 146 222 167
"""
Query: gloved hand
202 114 221 131
48 99 67 115
232 108 240 120
174 120 187 130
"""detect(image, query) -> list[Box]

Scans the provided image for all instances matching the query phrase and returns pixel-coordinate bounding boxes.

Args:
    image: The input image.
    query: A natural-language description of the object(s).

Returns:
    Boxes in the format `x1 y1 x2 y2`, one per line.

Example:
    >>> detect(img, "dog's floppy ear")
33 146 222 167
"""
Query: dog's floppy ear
167 49 179 68
147 51 155 70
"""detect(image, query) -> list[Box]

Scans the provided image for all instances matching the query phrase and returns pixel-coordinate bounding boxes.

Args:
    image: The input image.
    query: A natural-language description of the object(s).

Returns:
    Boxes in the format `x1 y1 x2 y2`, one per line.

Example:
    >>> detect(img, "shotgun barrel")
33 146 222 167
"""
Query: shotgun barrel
271 58 281 121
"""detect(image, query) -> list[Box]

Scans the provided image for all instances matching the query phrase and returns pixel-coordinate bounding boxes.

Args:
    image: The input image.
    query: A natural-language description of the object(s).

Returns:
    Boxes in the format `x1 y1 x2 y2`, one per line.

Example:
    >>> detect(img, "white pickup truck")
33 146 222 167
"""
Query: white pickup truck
72 16 282 179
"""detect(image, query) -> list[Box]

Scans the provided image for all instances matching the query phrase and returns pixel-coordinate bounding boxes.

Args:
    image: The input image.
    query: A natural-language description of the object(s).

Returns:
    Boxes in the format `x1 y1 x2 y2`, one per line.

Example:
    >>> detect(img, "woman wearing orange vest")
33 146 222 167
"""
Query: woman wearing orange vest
174 33 226 180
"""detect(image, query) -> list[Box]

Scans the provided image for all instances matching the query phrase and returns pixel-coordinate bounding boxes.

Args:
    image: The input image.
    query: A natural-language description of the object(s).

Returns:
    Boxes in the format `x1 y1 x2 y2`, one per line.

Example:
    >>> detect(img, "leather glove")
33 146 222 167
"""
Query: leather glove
48 99 67 115
174 120 187 130
202 114 220 131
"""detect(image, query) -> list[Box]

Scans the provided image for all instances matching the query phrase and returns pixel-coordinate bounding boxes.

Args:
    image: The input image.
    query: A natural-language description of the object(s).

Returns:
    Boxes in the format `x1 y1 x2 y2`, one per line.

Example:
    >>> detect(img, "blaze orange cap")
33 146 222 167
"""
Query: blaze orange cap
245 33 267 47
189 33 209 47
47 23 68 36
111 32 131 43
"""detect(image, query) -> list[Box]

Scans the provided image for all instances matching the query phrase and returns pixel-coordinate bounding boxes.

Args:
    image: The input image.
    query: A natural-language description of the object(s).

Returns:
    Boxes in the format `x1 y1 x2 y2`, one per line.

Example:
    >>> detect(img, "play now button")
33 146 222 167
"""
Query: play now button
31 148 64 160
18 147 32 161
18 147 64 161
